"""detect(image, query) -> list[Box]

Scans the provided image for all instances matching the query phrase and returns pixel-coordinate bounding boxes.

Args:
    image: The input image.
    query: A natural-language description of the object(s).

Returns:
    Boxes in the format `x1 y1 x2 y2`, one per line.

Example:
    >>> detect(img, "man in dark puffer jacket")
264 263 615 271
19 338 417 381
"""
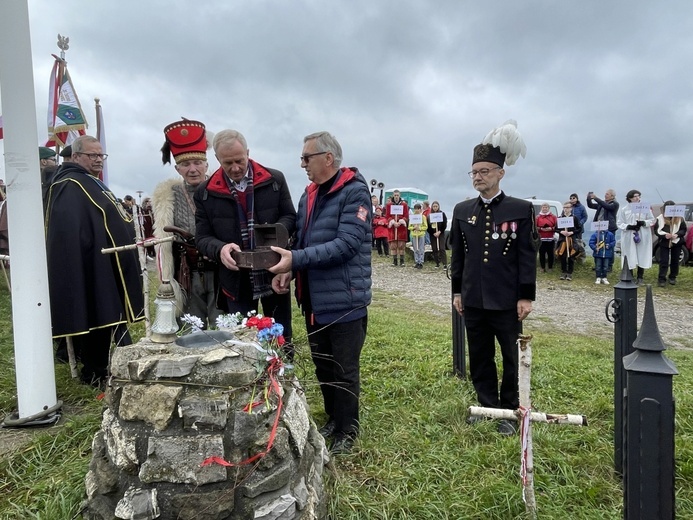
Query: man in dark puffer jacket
270 131 372 455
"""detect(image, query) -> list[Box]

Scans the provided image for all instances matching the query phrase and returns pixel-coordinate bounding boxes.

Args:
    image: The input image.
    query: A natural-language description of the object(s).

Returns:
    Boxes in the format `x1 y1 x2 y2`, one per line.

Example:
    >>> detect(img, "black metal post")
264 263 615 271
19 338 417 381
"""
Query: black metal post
608 257 638 475
452 287 466 379
623 286 678 520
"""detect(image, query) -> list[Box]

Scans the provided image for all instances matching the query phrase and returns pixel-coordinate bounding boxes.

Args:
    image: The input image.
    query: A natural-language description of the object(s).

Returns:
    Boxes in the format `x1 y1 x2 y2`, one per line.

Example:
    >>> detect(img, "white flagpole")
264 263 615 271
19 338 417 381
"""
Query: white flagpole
0 1 60 425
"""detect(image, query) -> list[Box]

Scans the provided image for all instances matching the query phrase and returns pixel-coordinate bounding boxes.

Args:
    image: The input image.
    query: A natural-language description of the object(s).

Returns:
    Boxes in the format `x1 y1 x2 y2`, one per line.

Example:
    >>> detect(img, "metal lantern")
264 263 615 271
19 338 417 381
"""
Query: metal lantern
150 281 179 343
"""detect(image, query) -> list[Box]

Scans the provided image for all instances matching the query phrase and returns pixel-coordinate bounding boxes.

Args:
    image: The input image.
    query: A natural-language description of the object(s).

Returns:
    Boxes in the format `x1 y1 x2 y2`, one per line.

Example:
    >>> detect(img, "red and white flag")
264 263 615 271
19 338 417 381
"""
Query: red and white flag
46 55 87 148
95 99 109 185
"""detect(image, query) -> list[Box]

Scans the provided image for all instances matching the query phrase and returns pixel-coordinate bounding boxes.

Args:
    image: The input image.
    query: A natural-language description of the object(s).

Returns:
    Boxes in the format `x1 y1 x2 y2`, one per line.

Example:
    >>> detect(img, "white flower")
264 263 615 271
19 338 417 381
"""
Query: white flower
181 313 204 333
216 313 242 329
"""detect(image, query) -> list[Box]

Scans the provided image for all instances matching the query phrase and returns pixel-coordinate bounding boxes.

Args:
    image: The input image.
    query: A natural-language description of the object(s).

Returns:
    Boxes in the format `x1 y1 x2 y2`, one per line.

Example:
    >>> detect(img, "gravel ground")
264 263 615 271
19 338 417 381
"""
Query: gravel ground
370 254 693 349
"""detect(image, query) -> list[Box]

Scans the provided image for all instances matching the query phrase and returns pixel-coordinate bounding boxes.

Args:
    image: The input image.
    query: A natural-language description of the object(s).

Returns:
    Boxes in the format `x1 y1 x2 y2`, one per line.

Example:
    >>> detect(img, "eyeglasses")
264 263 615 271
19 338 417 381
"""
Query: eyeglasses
45 156 57 162
76 152 108 160
300 151 328 163
467 166 501 178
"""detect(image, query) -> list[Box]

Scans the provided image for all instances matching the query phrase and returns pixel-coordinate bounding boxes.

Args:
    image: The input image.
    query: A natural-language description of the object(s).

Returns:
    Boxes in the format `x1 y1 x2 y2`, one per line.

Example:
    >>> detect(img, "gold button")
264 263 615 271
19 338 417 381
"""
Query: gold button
483 258 488 263
484 251 489 256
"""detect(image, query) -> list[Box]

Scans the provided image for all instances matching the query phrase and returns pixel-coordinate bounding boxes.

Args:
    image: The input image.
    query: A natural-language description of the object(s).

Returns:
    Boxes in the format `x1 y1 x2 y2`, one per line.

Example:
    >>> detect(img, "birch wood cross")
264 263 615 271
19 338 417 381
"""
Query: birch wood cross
467 334 587 518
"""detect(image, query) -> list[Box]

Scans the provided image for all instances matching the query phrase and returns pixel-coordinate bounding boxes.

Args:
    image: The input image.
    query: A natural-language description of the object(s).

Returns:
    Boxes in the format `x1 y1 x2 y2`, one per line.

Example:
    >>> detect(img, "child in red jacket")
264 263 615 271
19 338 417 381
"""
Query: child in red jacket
373 206 390 257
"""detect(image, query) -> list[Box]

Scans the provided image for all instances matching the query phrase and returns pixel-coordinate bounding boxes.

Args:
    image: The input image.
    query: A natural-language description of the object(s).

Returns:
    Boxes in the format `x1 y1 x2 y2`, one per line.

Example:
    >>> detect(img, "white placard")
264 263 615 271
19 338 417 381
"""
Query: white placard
592 220 609 231
630 202 650 214
389 204 404 216
557 217 574 229
664 205 686 218
429 212 443 223
409 214 423 225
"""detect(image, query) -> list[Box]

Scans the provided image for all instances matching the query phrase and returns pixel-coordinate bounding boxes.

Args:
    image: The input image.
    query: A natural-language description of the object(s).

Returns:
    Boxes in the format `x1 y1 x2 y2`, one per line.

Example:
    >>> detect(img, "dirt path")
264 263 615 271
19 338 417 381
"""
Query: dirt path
371 255 693 349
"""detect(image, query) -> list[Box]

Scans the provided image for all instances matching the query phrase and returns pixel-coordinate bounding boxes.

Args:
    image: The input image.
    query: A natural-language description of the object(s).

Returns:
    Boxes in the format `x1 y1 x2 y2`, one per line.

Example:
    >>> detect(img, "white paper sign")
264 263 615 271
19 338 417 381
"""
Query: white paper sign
390 204 404 216
409 214 423 225
664 205 686 218
429 212 444 223
630 202 650 214
592 220 609 231
557 217 575 229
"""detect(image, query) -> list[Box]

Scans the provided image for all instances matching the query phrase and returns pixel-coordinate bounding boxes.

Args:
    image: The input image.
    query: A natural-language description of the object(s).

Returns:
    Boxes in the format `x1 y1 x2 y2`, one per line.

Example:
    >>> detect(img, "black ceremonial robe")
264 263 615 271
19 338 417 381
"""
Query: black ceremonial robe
44 163 144 337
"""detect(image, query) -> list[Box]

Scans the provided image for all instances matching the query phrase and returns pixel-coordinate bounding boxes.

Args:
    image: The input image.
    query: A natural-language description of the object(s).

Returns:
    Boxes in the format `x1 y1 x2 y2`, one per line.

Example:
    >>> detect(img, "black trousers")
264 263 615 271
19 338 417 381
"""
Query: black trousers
464 306 520 410
306 315 368 435
538 240 555 269
658 244 682 282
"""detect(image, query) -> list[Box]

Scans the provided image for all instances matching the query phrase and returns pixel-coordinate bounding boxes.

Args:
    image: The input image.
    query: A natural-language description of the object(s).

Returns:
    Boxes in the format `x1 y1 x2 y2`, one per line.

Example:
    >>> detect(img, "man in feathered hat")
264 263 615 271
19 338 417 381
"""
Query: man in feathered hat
152 118 219 327
450 120 538 436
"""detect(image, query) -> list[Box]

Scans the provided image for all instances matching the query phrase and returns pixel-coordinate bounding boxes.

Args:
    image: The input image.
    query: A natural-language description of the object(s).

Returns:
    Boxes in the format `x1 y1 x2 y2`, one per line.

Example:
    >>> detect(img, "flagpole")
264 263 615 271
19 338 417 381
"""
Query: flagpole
0 0 61 426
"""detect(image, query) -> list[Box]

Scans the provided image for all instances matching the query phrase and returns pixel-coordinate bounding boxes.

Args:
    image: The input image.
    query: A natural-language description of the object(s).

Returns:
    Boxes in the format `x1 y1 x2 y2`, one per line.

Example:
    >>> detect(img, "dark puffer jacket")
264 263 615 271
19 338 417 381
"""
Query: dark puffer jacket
194 160 296 301
293 167 372 318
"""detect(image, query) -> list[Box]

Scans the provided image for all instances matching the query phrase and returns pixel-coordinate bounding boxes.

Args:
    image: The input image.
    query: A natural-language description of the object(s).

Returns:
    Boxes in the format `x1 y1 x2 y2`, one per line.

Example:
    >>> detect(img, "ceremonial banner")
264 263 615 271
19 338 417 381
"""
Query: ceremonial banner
95 99 108 185
0 115 4 139
46 55 87 147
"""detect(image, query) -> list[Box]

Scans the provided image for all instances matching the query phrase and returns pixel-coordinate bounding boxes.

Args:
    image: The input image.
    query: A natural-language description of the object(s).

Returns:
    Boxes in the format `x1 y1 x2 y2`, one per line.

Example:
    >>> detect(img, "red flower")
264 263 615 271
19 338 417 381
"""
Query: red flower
276 335 286 346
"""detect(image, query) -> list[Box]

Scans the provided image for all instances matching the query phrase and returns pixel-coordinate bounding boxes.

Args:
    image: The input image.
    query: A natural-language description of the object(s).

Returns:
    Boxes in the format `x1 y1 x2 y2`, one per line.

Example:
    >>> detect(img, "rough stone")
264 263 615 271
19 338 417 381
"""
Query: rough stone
110 343 171 379
119 384 182 431
103 409 140 472
232 409 269 447
154 355 201 378
242 459 293 498
292 477 309 510
199 347 241 364
139 434 226 485
178 395 230 431
253 494 297 520
257 427 291 471
114 487 160 520
170 488 235 520
283 388 310 457
85 431 119 499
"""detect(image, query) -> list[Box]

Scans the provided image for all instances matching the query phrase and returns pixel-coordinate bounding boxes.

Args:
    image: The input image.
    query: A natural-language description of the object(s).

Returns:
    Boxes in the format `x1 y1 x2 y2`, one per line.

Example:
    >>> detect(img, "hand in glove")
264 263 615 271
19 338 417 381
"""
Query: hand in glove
626 224 639 231
637 220 646 228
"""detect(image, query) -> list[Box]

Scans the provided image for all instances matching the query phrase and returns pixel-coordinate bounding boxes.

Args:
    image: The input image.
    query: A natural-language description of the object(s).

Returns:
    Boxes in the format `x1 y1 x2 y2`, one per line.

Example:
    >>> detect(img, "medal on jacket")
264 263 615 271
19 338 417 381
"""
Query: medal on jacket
492 222 499 240
510 221 517 239
500 222 508 239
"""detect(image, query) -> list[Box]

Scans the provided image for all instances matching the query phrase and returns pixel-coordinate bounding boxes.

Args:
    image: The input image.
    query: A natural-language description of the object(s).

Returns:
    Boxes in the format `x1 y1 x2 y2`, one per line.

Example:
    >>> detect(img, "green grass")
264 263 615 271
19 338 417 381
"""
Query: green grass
1 263 692 519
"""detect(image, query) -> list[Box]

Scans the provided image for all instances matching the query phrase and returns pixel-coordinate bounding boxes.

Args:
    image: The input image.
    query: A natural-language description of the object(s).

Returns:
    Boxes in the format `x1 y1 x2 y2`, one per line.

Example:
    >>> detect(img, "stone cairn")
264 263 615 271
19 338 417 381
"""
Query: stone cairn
82 329 328 520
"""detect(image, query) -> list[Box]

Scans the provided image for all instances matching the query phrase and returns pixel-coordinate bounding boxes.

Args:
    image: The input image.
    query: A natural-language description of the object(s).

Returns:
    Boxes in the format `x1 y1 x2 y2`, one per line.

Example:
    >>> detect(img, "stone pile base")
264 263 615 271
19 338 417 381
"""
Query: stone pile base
82 332 328 520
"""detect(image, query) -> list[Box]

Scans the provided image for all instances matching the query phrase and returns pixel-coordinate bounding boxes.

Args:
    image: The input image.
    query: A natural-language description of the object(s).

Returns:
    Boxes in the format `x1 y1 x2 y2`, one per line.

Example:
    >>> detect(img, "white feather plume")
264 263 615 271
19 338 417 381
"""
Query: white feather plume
481 119 527 166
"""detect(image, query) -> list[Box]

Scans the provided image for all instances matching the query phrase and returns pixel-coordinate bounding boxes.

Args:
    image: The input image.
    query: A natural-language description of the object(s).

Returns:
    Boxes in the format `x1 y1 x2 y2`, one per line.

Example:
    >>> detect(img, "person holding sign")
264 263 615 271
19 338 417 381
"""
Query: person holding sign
408 203 428 269
617 189 655 285
427 201 448 269
555 202 582 281
386 190 409 267
654 200 688 287
589 221 616 284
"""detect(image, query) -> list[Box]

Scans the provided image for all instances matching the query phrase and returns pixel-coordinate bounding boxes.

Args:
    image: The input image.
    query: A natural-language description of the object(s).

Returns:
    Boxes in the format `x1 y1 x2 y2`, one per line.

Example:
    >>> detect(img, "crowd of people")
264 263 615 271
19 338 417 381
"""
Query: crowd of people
1 117 686 456
533 188 689 287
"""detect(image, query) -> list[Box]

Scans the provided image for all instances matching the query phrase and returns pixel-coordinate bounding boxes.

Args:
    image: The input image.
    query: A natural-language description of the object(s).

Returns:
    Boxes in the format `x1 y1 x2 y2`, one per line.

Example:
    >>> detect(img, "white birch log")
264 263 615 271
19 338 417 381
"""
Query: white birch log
467 407 587 426
100 235 174 254
66 336 79 379
518 334 536 517
132 205 151 338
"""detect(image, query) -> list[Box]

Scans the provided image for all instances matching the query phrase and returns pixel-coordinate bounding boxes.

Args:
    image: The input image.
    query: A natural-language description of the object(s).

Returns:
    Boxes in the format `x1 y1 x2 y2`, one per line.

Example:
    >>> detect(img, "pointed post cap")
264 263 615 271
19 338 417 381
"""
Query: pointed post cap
632 286 665 352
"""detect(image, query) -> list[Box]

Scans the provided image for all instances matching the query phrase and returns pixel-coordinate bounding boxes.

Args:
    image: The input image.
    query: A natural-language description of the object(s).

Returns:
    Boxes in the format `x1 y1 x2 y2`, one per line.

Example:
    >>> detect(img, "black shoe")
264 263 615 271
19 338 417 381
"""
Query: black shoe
497 419 518 436
466 415 488 425
330 433 356 455
658 280 666 287
318 419 337 438
669 278 676 285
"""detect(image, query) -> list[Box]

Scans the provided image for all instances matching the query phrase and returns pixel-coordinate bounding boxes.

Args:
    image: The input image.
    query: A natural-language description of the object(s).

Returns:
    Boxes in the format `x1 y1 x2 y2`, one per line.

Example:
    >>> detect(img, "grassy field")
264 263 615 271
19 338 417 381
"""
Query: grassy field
0 263 691 519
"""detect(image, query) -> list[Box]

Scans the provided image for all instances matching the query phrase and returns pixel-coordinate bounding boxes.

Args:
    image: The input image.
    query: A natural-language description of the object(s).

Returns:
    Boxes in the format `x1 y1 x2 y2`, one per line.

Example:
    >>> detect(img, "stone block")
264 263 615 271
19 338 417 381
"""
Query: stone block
253 494 297 520
103 409 140 472
85 431 119 499
114 487 160 520
241 459 293 498
178 395 230 431
139 435 226 485
154 355 201 378
119 384 183 431
111 343 171 379
199 347 241 365
283 388 310 457
170 488 235 520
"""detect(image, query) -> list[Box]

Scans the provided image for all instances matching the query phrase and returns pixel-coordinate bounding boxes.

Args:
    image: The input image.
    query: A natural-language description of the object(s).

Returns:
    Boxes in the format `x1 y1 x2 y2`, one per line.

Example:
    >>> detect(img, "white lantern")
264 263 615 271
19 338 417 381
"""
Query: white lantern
150 281 179 343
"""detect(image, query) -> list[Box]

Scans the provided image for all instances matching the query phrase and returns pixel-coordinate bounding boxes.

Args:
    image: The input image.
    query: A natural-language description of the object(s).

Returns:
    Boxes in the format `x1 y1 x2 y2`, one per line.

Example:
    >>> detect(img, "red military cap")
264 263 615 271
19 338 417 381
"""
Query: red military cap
161 119 209 165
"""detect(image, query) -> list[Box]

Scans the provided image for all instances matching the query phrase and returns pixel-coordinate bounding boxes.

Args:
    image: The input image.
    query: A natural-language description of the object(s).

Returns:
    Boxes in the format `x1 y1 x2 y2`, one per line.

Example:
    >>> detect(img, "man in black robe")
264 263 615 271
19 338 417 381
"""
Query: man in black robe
44 135 144 385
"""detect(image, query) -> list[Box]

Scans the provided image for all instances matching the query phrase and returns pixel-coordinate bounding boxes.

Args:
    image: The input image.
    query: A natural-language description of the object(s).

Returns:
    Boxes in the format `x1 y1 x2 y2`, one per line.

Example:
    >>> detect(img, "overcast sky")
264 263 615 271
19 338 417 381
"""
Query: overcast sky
2 1 693 214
